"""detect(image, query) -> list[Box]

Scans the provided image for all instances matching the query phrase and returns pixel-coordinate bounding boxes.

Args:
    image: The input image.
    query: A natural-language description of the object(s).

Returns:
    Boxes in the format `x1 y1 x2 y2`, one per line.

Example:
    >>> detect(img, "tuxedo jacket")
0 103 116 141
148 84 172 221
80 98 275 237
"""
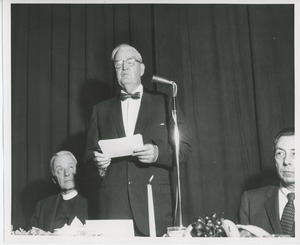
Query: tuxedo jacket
29 193 88 232
239 185 295 236
85 88 192 236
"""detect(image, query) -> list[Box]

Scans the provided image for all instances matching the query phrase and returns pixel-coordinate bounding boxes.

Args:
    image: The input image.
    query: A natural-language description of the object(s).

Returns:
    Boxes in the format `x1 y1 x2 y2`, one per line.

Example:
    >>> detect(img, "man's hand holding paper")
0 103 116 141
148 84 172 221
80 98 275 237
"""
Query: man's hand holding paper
92 151 111 168
98 134 144 159
98 134 158 166
132 144 159 164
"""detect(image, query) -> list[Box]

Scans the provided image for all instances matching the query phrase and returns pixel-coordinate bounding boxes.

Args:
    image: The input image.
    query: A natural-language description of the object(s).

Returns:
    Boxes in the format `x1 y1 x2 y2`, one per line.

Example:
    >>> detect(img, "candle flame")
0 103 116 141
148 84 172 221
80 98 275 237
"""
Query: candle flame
149 175 154 184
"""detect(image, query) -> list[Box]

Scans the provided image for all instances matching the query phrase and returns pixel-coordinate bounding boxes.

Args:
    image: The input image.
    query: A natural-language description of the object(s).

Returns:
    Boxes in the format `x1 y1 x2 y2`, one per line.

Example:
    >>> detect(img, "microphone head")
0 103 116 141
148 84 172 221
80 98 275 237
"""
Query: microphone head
152 75 173 85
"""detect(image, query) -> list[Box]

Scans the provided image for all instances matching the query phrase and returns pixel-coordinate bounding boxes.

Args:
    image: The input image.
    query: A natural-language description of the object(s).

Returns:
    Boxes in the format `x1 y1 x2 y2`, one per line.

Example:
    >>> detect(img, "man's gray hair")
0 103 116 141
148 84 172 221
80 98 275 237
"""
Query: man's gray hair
111 43 143 62
273 127 295 153
50 150 77 175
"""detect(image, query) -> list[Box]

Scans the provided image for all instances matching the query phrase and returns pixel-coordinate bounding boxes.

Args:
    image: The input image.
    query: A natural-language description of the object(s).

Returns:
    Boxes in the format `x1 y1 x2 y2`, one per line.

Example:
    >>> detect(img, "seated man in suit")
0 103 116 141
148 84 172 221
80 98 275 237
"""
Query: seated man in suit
239 127 295 236
29 151 88 232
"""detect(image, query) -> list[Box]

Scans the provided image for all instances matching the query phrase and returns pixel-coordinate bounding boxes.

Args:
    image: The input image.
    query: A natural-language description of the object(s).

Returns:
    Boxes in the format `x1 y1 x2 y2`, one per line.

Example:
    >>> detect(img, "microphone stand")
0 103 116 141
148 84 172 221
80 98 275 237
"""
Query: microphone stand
151 75 185 235
170 82 184 229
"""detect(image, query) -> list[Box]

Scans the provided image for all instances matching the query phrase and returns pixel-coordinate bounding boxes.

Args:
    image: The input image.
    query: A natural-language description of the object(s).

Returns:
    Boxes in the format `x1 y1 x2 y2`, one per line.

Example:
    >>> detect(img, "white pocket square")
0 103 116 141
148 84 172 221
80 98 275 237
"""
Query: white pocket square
159 123 165 126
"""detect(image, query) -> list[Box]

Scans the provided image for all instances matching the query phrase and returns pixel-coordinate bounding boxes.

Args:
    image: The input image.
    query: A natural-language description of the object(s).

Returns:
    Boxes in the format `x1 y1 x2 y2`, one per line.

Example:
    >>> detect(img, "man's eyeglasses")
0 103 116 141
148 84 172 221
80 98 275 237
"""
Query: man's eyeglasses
114 58 142 69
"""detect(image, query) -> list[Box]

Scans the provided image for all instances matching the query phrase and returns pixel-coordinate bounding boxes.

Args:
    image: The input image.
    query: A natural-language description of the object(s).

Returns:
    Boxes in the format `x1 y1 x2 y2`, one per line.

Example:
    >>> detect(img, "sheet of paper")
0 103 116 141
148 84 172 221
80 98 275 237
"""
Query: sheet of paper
98 134 143 158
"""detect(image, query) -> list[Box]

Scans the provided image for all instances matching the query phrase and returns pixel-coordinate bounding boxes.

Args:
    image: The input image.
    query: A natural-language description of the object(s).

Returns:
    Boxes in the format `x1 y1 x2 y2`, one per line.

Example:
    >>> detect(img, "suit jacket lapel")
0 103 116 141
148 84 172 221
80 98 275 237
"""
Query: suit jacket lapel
69 195 79 224
110 91 153 137
265 188 282 234
134 91 152 135
110 97 126 137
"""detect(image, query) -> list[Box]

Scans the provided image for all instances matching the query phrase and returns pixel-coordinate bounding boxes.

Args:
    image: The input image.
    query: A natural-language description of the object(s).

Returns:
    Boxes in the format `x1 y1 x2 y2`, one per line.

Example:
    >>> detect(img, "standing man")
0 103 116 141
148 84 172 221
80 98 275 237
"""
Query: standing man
239 127 295 236
85 44 192 236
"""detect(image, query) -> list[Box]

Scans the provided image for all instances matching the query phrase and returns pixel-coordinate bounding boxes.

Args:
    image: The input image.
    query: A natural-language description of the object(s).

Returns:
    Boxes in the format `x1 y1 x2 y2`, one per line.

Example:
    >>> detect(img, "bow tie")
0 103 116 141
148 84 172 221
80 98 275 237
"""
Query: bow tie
119 92 141 101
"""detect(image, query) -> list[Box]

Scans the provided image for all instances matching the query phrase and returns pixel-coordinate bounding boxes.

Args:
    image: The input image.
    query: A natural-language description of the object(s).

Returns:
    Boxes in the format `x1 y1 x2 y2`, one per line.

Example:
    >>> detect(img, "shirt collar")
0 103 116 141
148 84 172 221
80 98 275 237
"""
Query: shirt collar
121 84 143 97
279 183 294 198
61 189 78 200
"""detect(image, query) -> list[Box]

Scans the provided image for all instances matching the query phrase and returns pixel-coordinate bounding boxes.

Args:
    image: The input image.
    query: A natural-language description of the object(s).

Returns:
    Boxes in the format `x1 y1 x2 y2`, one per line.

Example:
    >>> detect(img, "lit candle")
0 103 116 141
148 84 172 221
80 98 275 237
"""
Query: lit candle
147 175 156 237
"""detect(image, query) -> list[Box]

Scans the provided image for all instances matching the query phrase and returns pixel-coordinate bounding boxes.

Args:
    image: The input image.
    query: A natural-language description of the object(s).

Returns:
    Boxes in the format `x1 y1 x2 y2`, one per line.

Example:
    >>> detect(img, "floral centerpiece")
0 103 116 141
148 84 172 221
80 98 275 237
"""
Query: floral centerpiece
184 213 271 237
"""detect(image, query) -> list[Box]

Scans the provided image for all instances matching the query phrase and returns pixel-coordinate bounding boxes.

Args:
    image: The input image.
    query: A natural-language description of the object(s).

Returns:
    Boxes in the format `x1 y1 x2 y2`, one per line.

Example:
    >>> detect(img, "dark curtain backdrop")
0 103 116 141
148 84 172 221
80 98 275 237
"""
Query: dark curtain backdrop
11 4 294 230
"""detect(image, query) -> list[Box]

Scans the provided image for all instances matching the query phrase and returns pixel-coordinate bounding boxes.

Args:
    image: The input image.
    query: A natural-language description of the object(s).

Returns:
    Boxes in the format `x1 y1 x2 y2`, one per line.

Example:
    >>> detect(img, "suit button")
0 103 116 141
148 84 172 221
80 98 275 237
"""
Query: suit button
128 180 133 185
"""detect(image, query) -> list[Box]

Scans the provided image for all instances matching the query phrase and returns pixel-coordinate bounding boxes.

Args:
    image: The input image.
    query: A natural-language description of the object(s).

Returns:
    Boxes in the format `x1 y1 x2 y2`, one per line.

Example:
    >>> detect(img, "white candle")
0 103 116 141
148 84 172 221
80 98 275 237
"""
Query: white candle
147 175 156 237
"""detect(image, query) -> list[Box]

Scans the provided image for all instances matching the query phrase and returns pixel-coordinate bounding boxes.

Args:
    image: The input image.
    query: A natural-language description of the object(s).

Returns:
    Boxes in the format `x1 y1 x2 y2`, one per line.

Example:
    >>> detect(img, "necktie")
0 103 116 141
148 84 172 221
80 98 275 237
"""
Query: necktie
280 192 295 236
119 92 141 101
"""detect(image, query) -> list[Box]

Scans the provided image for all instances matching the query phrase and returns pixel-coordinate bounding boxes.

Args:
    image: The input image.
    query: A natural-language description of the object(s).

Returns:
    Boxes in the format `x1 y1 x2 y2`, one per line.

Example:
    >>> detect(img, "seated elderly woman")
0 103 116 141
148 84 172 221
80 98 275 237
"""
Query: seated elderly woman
29 151 88 232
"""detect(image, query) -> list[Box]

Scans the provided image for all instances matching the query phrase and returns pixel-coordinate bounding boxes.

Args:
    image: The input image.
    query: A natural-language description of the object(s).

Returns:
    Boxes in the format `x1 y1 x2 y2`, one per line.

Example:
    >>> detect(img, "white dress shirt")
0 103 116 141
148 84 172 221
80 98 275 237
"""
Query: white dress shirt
278 185 296 220
121 84 143 136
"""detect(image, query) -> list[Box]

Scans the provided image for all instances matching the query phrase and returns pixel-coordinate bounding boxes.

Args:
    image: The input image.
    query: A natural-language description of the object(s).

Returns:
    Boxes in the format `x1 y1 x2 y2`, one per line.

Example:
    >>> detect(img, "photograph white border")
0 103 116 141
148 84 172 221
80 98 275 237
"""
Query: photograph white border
2 0 299 244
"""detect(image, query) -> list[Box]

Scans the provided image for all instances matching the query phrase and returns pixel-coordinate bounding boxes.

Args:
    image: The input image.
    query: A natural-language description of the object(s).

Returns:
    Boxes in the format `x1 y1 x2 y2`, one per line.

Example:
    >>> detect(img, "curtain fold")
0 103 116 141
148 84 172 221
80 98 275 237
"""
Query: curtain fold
11 4 294 230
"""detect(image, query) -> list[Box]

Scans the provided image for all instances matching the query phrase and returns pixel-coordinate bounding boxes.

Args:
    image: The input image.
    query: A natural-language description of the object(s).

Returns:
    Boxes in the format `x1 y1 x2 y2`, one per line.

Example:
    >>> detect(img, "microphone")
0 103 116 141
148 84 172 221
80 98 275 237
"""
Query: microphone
152 75 174 85
152 75 177 98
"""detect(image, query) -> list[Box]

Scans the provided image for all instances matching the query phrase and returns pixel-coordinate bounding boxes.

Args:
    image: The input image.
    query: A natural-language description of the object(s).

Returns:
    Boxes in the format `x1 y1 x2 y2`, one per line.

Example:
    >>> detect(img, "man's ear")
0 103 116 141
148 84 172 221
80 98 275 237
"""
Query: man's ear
140 63 145 76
